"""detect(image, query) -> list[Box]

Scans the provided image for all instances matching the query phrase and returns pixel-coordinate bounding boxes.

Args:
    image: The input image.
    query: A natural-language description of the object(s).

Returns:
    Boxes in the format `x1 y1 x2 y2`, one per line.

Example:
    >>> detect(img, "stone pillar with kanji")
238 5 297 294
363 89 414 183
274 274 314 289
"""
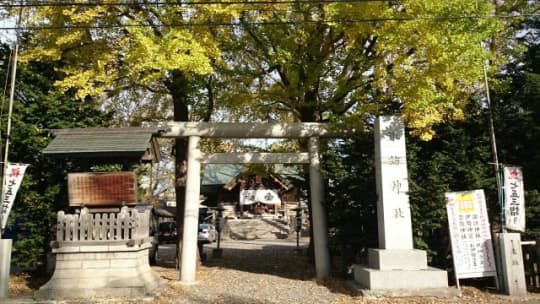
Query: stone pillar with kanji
350 116 454 297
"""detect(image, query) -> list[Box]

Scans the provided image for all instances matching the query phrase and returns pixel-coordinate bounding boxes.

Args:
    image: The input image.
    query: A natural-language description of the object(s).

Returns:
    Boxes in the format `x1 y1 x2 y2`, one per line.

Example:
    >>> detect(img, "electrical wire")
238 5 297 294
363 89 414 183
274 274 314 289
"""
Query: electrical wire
0 13 537 31
1 0 536 30
2 0 390 8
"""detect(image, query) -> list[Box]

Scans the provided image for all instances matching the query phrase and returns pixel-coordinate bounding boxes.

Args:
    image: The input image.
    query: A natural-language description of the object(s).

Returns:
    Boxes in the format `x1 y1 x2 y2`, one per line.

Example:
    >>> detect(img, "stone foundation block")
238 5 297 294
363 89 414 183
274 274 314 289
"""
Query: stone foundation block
353 265 448 290
36 244 161 300
368 248 428 270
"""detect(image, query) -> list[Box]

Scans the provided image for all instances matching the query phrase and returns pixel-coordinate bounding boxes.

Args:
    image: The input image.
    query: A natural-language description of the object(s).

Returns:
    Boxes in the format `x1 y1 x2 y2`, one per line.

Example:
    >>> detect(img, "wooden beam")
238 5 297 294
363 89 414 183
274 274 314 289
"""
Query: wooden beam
201 152 310 164
151 122 356 138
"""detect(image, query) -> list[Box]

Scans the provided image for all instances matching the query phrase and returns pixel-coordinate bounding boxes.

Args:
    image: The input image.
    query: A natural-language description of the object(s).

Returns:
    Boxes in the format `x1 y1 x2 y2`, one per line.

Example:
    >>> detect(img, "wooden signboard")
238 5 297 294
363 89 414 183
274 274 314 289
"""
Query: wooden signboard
68 172 137 206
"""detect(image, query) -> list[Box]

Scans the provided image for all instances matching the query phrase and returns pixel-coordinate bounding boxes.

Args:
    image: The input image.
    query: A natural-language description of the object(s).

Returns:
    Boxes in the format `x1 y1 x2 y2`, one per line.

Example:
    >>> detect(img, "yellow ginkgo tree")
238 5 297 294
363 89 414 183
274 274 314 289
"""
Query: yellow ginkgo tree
219 0 501 140
15 1 233 267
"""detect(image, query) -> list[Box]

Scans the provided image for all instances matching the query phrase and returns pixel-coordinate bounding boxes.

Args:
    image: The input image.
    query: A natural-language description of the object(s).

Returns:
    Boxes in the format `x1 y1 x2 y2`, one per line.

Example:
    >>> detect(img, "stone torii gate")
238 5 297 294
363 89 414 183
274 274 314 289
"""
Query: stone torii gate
157 122 357 284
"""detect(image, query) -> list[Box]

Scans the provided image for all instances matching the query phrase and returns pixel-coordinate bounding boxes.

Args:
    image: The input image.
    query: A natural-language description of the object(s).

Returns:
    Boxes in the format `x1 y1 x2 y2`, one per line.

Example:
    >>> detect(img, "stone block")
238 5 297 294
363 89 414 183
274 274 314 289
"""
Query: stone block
82 259 110 269
51 268 109 279
110 258 138 268
368 248 427 270
496 233 527 296
113 251 136 259
55 260 82 269
36 252 161 300
61 252 96 260
79 245 110 252
347 280 460 298
353 265 448 290
109 244 137 252
53 246 80 253
105 268 138 278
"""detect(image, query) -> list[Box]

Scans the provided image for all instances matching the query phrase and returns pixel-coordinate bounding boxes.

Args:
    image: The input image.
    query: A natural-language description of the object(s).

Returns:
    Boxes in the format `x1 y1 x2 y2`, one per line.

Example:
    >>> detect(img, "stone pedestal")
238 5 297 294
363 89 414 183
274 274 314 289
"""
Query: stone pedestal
36 241 161 300
350 116 454 297
350 248 452 297
496 233 527 296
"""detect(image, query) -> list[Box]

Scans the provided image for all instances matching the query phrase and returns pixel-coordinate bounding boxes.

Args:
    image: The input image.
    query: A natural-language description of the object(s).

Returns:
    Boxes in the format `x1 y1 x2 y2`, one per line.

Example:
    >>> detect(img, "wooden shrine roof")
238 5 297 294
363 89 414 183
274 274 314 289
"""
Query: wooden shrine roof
43 127 162 163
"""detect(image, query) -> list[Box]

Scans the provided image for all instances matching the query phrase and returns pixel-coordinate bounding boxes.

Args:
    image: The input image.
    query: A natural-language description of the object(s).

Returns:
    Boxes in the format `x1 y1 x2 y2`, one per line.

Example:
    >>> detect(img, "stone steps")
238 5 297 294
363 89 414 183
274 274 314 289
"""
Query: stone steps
221 217 293 240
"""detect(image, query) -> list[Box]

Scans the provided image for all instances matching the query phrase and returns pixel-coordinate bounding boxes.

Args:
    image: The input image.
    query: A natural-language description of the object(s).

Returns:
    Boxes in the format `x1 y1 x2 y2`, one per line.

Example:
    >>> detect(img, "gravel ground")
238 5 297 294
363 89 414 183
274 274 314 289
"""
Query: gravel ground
8 239 540 304
148 240 540 304
174 239 332 304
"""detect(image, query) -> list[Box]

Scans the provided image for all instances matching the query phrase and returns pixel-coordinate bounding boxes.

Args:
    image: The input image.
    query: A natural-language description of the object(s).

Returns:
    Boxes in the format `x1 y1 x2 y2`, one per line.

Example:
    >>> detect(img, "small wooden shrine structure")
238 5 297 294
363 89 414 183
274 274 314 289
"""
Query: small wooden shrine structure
37 128 162 300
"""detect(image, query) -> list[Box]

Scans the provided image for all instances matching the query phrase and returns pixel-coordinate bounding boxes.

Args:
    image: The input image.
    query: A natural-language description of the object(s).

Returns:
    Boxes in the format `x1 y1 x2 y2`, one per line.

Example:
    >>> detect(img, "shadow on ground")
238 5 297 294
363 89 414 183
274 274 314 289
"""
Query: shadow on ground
202 244 315 280
154 240 355 297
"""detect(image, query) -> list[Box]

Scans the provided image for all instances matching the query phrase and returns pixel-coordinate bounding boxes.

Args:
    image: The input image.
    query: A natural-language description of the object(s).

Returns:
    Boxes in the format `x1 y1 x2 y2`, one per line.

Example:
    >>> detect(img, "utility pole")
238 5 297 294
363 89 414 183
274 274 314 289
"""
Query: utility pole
0 21 19 302
483 61 504 232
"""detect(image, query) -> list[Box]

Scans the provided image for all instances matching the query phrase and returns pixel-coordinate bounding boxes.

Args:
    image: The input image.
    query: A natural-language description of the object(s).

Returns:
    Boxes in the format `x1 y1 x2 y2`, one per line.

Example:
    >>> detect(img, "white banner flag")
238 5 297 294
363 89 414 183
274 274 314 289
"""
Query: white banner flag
1 163 28 230
254 189 281 205
446 190 497 279
504 166 526 232
240 189 281 205
240 190 256 205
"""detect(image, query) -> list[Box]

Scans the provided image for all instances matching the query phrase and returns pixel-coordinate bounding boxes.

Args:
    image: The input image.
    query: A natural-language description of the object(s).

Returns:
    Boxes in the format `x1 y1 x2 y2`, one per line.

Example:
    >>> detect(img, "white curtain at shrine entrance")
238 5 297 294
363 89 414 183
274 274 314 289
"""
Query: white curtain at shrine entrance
239 189 281 205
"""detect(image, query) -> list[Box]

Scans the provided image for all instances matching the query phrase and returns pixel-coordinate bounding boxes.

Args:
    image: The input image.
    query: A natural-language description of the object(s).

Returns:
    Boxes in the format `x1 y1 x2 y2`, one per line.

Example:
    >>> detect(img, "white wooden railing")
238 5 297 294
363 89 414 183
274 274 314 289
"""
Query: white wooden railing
55 206 149 243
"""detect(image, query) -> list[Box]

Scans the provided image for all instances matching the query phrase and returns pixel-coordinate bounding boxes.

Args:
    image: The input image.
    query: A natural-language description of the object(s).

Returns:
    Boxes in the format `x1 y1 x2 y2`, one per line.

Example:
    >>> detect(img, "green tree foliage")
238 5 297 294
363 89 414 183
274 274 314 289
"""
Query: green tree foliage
322 134 377 275
490 16 540 239
0 43 112 268
406 115 496 269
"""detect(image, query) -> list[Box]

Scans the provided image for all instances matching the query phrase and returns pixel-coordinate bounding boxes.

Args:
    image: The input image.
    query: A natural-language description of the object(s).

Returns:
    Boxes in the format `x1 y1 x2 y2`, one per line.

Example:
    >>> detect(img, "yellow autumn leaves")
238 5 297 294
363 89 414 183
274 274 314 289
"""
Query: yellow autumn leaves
16 0 504 140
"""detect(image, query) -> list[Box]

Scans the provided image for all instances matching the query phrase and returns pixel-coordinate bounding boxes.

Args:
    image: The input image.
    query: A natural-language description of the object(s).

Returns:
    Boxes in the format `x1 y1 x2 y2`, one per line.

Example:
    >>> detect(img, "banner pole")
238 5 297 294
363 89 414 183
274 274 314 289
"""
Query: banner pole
500 165 506 233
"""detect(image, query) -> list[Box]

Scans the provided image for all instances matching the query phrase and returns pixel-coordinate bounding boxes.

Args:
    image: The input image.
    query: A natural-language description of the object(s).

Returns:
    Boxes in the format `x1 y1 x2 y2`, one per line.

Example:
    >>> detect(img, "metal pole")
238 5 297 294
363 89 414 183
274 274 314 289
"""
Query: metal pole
483 63 504 232
216 212 222 250
4 45 17 178
180 136 201 284
0 44 18 238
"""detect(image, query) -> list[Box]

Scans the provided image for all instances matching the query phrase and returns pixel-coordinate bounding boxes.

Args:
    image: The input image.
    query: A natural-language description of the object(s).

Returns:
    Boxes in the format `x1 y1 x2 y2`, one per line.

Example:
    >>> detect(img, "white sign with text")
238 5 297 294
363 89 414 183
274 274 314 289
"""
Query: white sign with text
1 163 28 230
503 166 526 232
446 189 497 279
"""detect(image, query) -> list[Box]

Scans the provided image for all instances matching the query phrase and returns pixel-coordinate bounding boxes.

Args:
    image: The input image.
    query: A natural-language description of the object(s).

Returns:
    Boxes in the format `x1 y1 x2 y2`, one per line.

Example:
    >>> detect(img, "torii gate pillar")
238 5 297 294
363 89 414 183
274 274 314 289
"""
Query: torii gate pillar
180 136 202 284
308 137 331 279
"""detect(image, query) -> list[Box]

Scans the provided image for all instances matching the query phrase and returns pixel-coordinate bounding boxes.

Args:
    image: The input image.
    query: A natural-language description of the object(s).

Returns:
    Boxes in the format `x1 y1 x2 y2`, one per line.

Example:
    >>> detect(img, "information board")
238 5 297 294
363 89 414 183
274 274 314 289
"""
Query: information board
446 189 497 279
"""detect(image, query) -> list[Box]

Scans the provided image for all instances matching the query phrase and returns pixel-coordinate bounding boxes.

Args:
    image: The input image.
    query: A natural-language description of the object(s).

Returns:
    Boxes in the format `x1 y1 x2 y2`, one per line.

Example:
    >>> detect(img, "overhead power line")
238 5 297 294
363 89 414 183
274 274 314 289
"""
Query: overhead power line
0 13 537 31
1 0 389 8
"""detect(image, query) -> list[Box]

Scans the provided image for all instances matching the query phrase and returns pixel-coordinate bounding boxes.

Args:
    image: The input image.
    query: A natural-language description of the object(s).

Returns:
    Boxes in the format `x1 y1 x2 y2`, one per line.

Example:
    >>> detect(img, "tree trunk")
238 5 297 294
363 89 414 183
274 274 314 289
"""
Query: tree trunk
167 71 197 269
